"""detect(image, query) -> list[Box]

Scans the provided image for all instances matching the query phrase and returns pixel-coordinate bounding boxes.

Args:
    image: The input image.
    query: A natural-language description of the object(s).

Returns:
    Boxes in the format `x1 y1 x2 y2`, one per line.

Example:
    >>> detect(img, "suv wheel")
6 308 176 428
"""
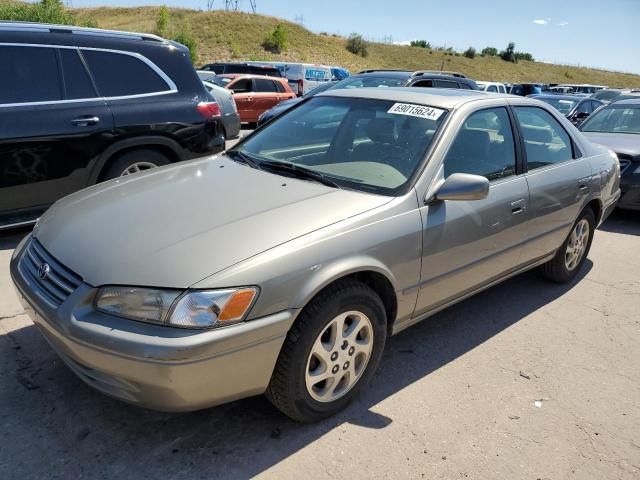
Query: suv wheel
103 149 171 180
266 279 387 422
540 207 595 283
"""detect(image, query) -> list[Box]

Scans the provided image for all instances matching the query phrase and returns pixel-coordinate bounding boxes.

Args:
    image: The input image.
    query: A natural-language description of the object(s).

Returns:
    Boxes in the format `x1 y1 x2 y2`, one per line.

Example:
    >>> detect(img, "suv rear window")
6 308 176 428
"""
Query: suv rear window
82 50 172 97
0 46 62 104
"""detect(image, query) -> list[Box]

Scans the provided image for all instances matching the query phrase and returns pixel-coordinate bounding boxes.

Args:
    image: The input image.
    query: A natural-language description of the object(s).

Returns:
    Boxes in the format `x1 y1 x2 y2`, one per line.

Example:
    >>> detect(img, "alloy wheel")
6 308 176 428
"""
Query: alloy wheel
565 219 590 271
119 162 159 176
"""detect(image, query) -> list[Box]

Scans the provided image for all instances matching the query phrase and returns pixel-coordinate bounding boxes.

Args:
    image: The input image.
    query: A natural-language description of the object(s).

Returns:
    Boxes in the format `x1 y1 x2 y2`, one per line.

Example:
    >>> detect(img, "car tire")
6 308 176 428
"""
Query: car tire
266 279 387 423
540 207 595 283
103 149 171 180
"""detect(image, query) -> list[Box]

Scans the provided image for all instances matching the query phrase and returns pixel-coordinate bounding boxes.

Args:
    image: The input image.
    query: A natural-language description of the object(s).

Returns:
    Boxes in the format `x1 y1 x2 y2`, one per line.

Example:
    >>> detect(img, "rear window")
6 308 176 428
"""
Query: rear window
82 50 172 97
337 76 407 89
255 78 278 92
0 45 62 104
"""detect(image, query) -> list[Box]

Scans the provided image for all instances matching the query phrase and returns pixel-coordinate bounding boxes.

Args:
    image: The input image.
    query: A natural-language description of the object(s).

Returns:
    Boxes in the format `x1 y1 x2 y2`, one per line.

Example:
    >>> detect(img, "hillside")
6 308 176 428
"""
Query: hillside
51 6 640 87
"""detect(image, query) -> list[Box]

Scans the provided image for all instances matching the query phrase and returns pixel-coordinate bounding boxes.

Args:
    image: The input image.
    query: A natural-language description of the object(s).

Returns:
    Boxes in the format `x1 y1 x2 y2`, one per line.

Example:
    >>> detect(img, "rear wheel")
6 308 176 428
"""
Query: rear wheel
103 149 171 181
266 280 387 422
540 207 595 283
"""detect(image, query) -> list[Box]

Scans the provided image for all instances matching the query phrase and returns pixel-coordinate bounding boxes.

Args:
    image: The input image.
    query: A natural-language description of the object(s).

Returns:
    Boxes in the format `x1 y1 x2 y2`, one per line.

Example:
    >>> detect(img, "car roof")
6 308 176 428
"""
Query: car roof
319 87 498 109
609 98 640 106
0 21 166 43
218 73 283 80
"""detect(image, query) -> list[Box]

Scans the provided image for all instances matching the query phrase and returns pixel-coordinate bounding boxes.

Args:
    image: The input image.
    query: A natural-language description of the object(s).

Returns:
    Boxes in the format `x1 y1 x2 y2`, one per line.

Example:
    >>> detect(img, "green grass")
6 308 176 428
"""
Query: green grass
21 5 635 88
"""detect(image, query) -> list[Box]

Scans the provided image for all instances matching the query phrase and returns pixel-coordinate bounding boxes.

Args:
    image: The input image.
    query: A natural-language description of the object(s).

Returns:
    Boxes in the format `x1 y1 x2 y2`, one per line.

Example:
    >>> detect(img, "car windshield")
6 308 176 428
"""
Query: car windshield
581 105 640 134
211 77 233 87
231 96 448 195
539 97 578 115
593 90 621 101
333 76 407 89
304 82 338 98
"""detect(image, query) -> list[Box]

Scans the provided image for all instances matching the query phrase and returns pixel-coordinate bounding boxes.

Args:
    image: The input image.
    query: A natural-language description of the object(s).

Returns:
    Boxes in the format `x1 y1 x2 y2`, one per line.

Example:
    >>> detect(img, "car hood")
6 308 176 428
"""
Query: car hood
582 132 640 157
35 155 391 288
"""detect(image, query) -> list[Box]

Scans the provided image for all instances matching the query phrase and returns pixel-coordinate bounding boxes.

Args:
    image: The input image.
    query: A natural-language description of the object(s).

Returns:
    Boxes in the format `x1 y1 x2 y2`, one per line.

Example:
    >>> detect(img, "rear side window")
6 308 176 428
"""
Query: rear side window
434 80 459 89
82 50 171 97
412 80 434 88
59 49 96 99
0 46 62 104
443 107 516 181
514 107 573 169
487 85 498 93
255 78 278 93
458 83 473 90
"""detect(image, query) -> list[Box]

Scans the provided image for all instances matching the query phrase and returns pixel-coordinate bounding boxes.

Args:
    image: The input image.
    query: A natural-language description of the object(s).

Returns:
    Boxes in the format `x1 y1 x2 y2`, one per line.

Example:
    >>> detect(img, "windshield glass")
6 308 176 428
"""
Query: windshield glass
232 96 448 195
304 81 338 98
593 90 621 101
581 105 640 134
333 76 407 89
539 97 578 115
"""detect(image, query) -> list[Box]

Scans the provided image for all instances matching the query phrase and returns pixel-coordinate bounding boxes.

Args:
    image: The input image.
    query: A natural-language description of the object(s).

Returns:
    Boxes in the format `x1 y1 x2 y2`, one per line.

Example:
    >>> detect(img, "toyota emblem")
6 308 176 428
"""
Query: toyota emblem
38 263 50 280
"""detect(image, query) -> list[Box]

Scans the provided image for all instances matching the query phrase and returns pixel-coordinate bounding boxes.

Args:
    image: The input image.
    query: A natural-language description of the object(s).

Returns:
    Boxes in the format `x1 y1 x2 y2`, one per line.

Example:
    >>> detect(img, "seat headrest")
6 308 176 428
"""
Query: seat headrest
366 118 396 143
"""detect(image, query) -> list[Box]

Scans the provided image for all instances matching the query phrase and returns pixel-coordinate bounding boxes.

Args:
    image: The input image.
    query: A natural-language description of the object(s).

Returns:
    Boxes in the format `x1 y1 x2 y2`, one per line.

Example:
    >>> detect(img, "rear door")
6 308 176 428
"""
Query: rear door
227 78 257 122
0 45 113 220
253 78 281 117
513 105 592 263
415 106 531 315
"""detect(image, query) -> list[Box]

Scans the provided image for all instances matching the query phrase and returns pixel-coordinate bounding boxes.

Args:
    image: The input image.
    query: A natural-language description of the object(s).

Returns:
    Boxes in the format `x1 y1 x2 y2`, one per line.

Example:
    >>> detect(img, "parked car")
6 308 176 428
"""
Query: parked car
256 71 478 127
11 88 619 422
209 74 295 125
247 62 333 96
199 62 283 78
510 83 544 96
591 89 628 104
475 81 508 94
257 81 339 127
0 22 224 230
201 80 241 143
557 84 607 96
530 94 604 126
331 67 350 81
580 99 640 210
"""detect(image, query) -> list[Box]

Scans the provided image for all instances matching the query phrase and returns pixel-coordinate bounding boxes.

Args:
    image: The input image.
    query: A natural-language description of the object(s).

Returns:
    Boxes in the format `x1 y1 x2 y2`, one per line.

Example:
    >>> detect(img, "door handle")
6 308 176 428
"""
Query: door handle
71 116 100 127
510 199 526 215
578 184 588 191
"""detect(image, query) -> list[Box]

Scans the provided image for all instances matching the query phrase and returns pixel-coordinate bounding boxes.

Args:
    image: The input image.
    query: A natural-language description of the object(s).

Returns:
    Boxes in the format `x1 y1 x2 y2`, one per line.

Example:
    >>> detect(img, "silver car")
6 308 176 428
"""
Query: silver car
10 88 620 422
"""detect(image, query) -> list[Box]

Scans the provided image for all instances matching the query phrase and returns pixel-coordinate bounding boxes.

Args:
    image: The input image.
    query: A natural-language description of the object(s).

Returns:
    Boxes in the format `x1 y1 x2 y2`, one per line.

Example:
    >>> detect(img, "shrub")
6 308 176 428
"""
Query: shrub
346 33 368 57
481 46 498 56
155 5 170 37
515 51 534 62
410 40 430 49
500 42 516 63
0 0 96 27
174 24 197 63
262 24 288 53
463 47 476 59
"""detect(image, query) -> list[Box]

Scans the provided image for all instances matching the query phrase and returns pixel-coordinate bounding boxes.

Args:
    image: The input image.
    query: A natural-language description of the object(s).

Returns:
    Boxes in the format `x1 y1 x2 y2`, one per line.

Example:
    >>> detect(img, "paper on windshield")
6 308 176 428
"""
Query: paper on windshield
387 103 445 120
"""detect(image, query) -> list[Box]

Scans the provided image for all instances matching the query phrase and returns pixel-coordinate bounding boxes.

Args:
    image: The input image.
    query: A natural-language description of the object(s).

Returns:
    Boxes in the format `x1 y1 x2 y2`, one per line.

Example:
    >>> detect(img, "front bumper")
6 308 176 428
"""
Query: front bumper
10 237 297 412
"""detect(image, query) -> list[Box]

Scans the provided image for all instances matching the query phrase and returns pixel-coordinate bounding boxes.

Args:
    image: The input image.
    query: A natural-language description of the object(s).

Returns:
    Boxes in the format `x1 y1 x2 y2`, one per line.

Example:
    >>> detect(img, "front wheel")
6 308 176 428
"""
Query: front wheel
540 207 595 283
266 280 387 422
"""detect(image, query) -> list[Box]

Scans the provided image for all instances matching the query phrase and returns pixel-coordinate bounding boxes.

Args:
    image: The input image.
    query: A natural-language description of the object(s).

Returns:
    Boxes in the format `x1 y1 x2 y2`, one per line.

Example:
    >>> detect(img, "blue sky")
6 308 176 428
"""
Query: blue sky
68 0 640 74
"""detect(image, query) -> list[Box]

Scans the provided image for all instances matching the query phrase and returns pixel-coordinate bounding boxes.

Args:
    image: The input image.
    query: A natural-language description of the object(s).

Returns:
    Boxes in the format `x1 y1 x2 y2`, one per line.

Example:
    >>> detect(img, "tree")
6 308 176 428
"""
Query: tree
515 51 535 62
500 42 516 63
463 46 476 59
481 46 498 56
410 40 430 48
155 5 170 37
346 33 369 57
262 24 288 53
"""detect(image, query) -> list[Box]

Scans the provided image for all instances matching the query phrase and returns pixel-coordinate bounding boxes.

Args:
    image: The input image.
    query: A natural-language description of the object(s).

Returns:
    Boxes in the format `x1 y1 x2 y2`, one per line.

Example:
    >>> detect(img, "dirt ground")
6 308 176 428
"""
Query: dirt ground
1 211 638 480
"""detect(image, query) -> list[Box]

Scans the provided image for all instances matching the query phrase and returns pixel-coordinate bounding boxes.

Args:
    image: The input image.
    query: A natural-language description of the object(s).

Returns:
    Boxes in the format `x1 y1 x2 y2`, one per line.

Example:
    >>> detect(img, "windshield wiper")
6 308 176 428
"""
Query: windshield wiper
227 150 262 170
259 161 340 188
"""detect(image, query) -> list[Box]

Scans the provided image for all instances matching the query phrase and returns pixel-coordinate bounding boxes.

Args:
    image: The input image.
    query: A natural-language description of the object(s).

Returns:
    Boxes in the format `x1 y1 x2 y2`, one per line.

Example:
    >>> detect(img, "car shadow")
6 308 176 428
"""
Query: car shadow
0 227 30 251
598 209 640 235
1 260 592 478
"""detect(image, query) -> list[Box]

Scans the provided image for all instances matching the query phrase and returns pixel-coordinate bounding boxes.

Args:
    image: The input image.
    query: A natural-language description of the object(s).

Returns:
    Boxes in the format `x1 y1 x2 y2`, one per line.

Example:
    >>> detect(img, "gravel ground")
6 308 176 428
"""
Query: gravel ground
0 210 638 480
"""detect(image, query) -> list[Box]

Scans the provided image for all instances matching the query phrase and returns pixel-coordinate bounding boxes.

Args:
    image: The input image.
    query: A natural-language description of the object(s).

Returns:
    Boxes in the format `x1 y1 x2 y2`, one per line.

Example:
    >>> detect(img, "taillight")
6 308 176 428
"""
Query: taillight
197 101 221 118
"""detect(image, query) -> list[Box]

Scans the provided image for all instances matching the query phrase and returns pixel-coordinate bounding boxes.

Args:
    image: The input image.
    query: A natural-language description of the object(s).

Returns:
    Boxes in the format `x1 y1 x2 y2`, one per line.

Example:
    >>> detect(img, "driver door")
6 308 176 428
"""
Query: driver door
414 107 531 317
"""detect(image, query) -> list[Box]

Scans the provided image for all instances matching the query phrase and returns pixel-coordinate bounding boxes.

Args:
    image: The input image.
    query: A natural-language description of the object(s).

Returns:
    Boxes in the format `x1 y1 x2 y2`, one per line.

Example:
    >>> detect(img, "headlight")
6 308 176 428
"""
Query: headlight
95 286 258 329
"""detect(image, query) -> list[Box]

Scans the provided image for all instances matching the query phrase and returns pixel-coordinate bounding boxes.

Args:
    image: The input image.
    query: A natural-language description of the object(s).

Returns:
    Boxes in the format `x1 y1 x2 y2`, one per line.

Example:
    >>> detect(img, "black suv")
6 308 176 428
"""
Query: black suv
0 22 224 229
200 62 283 77
351 70 479 89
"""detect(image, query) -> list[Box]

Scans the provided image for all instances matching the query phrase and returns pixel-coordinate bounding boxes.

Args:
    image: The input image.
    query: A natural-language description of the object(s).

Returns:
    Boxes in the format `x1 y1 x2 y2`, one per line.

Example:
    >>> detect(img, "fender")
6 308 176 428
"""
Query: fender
86 135 185 185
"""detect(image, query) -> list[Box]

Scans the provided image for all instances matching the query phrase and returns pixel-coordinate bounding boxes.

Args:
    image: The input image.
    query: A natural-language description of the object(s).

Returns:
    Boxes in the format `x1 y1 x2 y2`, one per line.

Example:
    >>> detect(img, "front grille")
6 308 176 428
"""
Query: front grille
18 238 82 308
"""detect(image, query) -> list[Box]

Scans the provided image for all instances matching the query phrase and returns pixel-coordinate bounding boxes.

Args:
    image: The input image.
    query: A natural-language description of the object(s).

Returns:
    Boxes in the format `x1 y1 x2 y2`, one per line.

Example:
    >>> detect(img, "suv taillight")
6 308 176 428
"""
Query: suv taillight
197 102 221 118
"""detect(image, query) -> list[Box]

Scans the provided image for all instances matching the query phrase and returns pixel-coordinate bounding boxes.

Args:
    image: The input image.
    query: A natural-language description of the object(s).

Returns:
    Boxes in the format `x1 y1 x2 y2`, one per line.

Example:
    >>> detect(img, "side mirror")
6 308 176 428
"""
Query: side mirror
429 173 490 202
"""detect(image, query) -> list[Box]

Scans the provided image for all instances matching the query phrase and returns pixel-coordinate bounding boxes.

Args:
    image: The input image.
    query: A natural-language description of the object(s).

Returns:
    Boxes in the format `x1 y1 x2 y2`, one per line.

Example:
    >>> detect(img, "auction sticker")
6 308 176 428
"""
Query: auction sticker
387 103 445 120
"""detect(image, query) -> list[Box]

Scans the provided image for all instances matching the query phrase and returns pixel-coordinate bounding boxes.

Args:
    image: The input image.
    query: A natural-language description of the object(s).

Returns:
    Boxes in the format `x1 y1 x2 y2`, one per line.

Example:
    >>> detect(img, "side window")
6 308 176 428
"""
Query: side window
443 107 517 181
231 78 253 93
434 80 459 89
576 101 591 114
254 78 278 93
82 50 171 97
458 83 472 90
499 85 506 94
412 80 434 88
514 107 573 169
59 49 96 99
0 46 62 104
487 85 498 93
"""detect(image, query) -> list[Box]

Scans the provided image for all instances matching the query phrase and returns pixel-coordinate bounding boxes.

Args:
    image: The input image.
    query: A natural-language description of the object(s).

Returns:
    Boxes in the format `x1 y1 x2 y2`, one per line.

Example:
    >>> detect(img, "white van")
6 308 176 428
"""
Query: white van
475 81 508 94
248 62 332 95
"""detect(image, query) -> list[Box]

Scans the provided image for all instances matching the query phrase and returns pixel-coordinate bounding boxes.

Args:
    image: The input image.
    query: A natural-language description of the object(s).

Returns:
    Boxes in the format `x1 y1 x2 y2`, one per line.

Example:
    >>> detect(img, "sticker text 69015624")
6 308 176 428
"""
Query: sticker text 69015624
387 103 446 120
